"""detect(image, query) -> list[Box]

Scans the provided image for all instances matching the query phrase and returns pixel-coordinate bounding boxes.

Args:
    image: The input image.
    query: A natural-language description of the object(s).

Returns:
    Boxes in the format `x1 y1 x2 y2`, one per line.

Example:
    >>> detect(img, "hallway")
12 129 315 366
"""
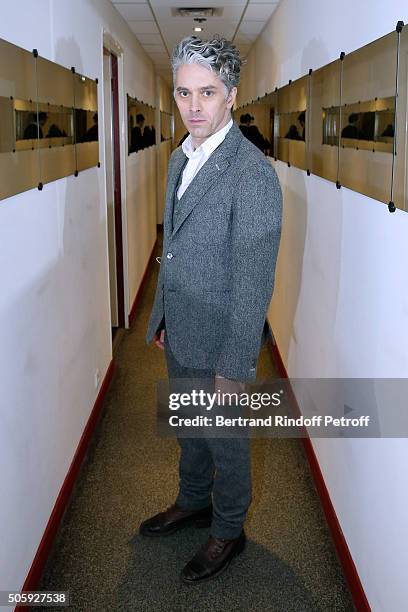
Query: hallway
3 2 408 609
32 234 354 612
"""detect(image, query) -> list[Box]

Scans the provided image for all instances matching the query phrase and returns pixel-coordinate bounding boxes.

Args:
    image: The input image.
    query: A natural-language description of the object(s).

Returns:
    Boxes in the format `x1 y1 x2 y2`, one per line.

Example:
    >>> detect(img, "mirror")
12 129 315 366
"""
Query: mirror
0 37 39 201
36 56 76 183
274 75 308 170
233 100 273 156
339 31 397 203
310 59 342 182
127 95 156 154
74 72 99 172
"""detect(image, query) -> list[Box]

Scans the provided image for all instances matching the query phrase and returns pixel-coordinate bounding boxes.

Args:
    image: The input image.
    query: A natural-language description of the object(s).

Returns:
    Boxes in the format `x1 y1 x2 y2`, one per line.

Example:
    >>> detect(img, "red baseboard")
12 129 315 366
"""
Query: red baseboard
129 238 158 326
267 336 371 612
17 360 115 610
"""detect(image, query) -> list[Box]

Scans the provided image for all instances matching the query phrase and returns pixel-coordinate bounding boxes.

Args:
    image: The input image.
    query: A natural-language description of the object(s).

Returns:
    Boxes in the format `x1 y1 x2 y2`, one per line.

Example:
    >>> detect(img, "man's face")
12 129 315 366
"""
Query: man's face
174 63 237 147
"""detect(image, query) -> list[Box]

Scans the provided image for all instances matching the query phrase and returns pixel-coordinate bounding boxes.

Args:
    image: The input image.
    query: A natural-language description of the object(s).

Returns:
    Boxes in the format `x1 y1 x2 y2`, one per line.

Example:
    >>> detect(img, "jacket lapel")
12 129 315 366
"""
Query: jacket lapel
164 149 188 238
171 122 244 237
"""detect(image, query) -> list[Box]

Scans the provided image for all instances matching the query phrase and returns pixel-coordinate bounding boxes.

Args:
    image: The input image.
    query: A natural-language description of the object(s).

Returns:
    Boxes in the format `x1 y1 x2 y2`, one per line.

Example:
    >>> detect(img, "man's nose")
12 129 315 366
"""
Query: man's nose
189 92 202 113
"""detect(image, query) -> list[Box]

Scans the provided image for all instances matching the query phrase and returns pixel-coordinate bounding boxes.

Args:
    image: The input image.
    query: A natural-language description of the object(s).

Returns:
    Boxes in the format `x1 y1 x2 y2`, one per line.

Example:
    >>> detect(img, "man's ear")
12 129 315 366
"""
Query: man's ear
226 86 237 108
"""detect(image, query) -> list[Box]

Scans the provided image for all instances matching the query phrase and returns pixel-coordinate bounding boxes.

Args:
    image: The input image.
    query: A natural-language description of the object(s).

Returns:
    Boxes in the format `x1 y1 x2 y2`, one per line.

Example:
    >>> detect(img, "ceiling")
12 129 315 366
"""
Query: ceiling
111 0 280 85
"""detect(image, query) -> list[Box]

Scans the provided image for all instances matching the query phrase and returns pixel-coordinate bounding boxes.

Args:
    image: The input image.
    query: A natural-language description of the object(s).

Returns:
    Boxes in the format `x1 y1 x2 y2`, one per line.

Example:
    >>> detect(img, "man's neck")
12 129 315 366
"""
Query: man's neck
191 115 232 150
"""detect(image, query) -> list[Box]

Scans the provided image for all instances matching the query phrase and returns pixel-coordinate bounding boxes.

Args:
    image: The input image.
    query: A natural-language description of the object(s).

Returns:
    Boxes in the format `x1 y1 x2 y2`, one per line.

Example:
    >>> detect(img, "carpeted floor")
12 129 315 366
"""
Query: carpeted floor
32 230 355 612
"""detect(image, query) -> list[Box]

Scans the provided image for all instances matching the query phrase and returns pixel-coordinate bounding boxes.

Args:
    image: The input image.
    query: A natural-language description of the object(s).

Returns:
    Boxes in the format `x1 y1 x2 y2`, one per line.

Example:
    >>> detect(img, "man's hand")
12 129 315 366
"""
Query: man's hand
154 328 165 350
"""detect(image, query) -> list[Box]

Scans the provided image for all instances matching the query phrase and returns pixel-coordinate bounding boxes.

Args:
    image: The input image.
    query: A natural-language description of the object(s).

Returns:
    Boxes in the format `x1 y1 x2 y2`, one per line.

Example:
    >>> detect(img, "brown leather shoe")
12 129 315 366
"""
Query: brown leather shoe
139 503 212 537
181 531 246 583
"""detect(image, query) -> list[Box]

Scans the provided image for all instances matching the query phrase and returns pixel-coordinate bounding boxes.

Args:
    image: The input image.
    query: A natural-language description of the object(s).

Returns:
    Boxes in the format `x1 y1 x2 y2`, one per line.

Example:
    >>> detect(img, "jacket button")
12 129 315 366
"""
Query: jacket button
166 252 173 260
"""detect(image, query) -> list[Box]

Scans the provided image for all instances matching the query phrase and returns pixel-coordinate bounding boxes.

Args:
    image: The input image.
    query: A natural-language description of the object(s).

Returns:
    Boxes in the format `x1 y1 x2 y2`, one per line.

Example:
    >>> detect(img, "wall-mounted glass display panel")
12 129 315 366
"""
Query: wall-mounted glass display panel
0 37 99 202
127 95 156 154
232 100 273 156
339 31 397 204
275 75 308 170
37 56 76 183
160 110 172 141
340 98 395 152
393 24 408 211
310 60 341 182
74 72 98 172
0 37 39 201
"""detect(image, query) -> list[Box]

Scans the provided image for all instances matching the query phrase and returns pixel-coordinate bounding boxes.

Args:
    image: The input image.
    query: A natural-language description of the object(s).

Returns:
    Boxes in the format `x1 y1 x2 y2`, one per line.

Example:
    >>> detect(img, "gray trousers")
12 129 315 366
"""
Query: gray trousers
163 330 252 539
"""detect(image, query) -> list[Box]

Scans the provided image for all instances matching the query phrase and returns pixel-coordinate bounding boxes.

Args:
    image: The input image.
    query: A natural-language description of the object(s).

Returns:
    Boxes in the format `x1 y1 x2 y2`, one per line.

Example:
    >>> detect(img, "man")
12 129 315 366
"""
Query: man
23 111 47 140
298 111 306 141
239 113 270 152
238 112 252 138
130 113 145 152
341 112 361 139
140 35 282 584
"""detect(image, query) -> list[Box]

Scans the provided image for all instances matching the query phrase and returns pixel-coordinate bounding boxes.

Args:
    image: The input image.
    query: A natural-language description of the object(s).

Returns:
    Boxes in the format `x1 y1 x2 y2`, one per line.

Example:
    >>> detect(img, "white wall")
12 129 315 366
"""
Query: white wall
239 1 408 610
0 0 163 601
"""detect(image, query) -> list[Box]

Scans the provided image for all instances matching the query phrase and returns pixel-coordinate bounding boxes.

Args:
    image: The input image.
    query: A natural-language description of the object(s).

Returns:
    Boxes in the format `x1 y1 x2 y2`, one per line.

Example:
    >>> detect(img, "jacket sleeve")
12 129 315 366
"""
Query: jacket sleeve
215 161 282 380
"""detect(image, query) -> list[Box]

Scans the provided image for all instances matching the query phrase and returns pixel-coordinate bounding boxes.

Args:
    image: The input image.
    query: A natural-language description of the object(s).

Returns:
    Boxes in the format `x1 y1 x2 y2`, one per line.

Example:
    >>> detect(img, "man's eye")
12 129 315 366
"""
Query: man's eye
203 91 214 97
179 91 189 97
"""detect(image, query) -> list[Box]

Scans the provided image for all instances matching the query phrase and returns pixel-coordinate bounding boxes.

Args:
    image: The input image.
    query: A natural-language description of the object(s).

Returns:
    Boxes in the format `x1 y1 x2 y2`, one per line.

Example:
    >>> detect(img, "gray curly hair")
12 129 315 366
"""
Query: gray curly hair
171 35 243 96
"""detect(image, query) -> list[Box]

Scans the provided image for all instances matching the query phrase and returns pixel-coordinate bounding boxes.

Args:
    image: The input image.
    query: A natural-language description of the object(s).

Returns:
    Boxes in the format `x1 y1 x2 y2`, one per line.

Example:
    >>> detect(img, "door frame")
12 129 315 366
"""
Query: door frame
102 31 130 330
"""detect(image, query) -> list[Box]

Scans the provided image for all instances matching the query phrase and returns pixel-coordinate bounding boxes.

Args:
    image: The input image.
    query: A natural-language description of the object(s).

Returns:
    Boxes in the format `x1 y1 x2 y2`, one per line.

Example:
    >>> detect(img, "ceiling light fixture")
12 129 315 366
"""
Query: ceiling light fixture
177 8 213 17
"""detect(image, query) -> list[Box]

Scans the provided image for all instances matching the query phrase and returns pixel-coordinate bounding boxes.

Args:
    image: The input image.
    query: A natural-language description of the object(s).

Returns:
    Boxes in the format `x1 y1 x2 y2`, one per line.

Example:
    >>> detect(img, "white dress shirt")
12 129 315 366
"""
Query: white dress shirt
177 118 233 200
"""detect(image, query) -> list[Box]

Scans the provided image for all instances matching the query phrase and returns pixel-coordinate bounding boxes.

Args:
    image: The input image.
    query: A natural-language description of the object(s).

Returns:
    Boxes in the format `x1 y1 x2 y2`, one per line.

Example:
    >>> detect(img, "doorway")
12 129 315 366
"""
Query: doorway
103 47 125 337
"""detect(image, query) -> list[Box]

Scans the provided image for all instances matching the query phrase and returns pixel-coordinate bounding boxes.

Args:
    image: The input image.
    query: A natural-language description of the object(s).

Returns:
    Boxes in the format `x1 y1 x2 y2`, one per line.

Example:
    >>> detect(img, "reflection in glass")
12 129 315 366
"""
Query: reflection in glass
232 105 273 155
238 110 272 152
340 97 395 152
44 106 73 141
0 96 14 153
0 37 40 201
143 123 156 147
127 94 156 154
282 111 306 141
0 37 100 197
14 98 38 151
22 110 45 139
339 31 397 204
129 111 145 152
16 105 74 145
341 112 364 139
378 113 394 139
322 107 340 146
309 59 341 182
75 109 98 142
274 76 308 170
73 73 99 172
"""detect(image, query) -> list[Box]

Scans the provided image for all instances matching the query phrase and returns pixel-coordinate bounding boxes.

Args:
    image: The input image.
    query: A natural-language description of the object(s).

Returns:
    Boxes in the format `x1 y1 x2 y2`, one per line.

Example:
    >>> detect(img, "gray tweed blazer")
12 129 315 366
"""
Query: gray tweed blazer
146 120 282 380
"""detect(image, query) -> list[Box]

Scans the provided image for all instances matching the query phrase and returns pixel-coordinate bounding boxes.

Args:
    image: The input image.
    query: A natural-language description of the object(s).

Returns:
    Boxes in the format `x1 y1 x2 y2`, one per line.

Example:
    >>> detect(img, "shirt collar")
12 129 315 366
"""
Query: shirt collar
182 118 233 159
